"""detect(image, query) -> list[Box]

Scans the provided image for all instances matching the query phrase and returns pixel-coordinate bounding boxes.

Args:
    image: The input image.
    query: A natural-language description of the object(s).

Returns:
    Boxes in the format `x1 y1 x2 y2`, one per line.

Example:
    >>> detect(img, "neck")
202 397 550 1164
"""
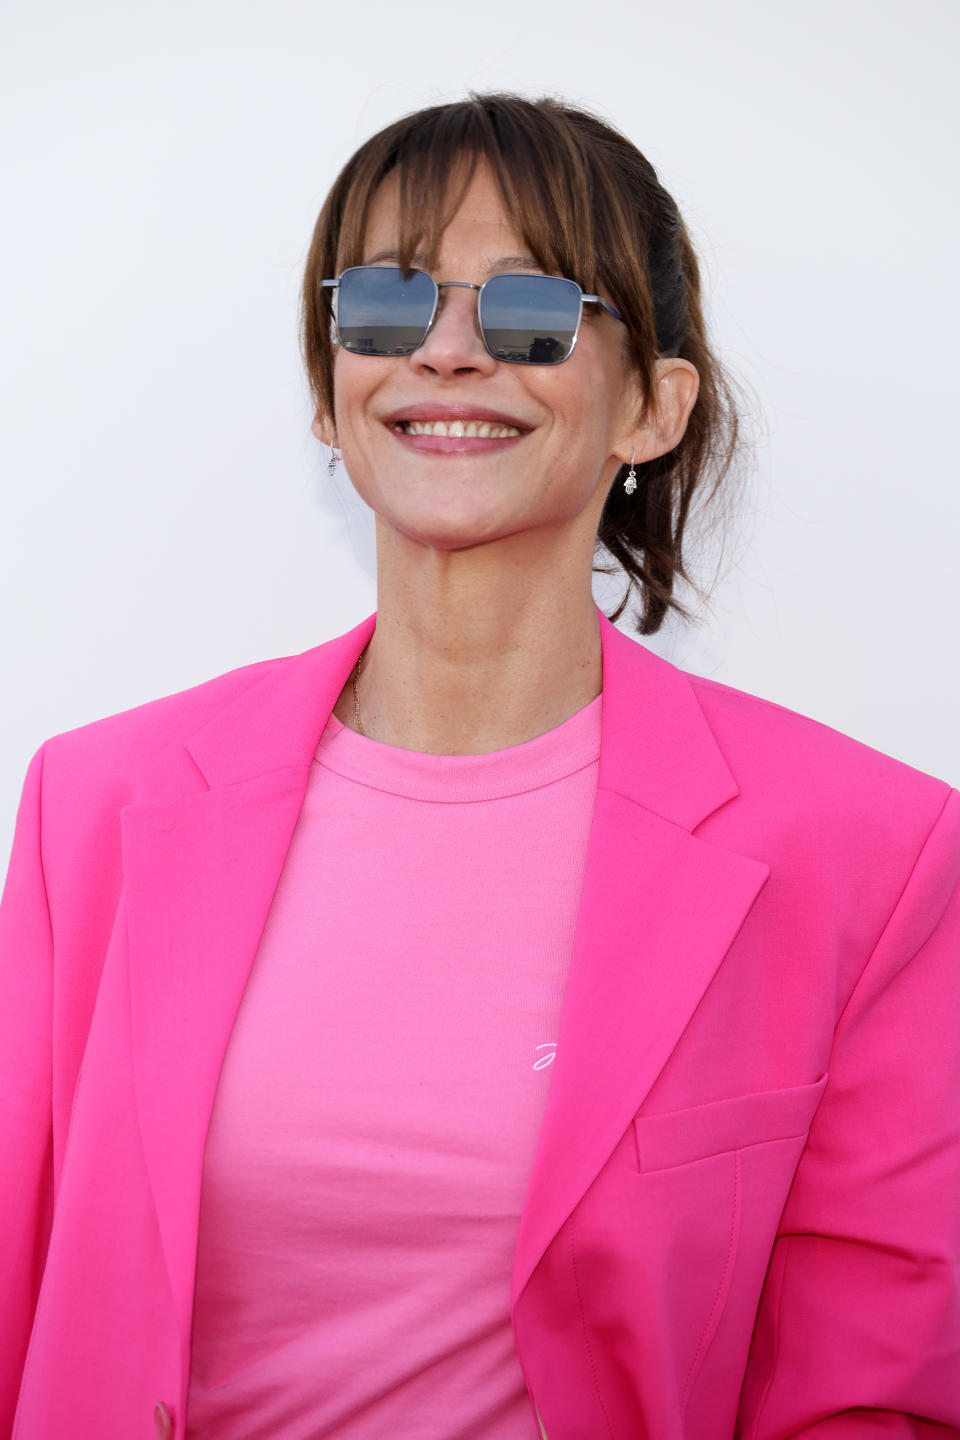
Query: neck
336 524 604 755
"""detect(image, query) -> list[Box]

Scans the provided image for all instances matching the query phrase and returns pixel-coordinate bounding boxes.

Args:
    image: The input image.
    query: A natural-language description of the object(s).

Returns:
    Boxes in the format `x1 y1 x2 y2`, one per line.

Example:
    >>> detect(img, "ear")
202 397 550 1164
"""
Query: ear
311 410 339 448
618 358 700 466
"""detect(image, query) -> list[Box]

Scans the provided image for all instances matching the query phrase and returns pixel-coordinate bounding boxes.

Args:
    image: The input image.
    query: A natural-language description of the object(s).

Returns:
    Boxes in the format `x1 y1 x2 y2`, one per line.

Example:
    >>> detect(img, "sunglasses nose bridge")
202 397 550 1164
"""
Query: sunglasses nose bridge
419 279 487 354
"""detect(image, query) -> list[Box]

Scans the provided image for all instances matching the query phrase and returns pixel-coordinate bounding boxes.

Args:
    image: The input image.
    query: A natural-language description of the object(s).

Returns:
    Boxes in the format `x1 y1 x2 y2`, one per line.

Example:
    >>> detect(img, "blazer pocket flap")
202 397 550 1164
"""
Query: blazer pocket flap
634 1073 829 1172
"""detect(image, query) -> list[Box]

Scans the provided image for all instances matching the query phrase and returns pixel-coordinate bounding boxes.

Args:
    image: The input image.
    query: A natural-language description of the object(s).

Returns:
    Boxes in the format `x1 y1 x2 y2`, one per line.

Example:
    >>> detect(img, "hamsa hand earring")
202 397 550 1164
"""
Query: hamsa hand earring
624 452 637 495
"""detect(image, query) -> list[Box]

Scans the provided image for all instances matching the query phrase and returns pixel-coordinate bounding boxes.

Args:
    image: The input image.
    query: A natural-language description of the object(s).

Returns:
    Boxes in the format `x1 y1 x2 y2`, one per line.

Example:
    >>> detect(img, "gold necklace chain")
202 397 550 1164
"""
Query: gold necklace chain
352 648 367 736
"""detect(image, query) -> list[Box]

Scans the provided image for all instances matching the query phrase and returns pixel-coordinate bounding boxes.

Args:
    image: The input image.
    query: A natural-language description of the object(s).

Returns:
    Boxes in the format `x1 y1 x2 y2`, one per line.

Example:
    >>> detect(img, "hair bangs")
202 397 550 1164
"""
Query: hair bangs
335 104 600 295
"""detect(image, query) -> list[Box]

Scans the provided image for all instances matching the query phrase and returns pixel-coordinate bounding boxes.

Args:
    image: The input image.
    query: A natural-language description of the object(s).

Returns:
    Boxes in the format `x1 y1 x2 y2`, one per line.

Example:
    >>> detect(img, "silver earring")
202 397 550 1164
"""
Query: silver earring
327 446 341 477
624 452 637 495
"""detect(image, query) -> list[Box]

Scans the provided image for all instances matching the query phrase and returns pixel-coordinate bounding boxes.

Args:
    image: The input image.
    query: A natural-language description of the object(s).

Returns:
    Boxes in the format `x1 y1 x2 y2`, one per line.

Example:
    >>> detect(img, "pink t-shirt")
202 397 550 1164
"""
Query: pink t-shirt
185 694 601 1439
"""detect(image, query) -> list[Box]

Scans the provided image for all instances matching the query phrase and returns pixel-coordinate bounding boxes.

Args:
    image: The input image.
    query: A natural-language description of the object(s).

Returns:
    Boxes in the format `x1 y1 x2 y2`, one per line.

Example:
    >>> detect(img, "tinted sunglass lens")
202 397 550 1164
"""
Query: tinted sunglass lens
479 274 581 364
336 267 435 356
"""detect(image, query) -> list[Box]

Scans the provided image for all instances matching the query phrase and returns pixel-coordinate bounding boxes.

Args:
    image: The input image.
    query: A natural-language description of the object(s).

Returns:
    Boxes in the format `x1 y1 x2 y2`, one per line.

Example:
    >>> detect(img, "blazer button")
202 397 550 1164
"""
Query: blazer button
154 1401 173 1440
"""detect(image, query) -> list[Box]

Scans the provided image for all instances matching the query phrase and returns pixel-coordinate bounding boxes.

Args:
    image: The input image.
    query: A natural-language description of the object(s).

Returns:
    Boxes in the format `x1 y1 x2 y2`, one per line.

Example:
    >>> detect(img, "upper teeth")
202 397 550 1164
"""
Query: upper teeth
400 419 521 438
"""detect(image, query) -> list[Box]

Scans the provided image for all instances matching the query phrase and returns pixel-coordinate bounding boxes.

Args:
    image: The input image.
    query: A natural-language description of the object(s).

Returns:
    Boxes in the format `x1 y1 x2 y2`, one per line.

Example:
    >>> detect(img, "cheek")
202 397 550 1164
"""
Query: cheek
331 353 357 433
537 349 628 432
541 387 621 463
330 354 383 437
563 331 638 422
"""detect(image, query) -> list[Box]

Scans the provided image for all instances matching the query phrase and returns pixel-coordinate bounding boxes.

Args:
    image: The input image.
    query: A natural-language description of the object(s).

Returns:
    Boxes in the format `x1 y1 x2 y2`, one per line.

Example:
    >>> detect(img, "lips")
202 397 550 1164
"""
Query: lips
382 401 531 456
385 402 532 434
384 402 531 455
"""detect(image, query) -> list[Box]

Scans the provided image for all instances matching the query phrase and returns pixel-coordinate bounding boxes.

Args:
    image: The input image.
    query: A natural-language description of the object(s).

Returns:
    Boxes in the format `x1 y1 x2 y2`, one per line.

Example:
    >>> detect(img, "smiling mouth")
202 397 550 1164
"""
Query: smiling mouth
392 418 522 438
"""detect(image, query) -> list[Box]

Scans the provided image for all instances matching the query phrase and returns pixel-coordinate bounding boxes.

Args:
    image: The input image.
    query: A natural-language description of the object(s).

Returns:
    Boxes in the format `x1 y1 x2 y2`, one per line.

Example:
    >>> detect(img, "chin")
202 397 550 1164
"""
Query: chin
394 520 513 553
377 497 525 552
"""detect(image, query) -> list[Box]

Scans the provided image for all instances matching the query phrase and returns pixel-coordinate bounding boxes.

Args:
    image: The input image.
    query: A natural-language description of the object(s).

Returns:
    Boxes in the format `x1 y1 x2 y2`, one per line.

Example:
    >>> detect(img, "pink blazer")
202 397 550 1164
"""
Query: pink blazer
2 610 958 1439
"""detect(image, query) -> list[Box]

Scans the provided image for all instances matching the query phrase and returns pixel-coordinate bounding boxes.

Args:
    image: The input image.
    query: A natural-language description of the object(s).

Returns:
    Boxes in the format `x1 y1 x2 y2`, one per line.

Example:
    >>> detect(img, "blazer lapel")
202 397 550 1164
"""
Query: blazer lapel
511 615 769 1307
123 614 377 1345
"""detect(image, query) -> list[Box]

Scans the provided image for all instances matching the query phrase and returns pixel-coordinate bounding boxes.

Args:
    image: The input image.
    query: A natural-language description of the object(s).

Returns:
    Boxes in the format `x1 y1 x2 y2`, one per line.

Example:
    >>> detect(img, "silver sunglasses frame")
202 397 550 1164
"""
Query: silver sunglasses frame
320 265 625 365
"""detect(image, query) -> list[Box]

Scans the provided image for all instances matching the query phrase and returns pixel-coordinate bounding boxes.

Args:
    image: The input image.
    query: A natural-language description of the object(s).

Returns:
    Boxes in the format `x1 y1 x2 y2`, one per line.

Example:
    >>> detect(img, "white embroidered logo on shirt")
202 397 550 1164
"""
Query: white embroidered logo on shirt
533 1042 557 1071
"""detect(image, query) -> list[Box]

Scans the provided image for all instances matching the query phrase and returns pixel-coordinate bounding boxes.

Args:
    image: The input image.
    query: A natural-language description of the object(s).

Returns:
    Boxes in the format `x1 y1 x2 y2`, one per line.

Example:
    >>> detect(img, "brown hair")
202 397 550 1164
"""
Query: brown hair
301 93 742 635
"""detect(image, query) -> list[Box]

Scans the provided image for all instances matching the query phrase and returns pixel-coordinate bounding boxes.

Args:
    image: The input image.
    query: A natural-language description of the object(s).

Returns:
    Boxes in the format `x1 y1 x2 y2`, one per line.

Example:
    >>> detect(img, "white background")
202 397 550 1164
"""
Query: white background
2 0 957 860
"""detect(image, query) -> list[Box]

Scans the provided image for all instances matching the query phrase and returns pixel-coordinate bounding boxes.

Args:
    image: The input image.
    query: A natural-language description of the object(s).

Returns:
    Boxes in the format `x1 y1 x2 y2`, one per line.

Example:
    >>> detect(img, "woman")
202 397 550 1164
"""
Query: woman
1 94 957 1440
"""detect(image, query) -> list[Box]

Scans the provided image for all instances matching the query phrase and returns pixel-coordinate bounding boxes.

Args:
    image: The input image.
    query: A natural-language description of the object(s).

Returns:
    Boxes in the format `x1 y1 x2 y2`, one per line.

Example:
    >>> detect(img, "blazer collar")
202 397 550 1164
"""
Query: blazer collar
184 607 737 831
185 612 378 790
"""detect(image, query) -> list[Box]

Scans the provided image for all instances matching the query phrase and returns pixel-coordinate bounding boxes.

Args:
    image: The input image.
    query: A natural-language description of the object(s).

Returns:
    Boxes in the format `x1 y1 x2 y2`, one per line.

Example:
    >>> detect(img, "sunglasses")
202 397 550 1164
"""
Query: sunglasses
321 265 625 365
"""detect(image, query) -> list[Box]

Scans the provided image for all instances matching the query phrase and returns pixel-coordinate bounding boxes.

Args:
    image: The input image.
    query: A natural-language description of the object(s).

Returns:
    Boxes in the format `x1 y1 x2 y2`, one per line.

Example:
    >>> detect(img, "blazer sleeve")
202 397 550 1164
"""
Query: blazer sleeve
0 745 55 1438
737 787 960 1437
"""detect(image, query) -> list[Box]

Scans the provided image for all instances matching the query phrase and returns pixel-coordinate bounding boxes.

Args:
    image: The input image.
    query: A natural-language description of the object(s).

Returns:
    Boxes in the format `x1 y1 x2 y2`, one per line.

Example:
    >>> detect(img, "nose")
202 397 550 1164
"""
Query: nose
409 283 497 379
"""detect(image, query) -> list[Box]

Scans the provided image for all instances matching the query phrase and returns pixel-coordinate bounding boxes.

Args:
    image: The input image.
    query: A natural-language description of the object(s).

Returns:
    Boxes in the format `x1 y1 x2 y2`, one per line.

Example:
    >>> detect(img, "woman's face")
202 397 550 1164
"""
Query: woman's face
317 161 664 558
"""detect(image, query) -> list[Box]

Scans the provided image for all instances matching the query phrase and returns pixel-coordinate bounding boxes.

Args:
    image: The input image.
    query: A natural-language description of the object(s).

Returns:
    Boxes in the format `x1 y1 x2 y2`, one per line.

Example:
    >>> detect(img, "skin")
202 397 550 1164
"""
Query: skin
312 160 699 754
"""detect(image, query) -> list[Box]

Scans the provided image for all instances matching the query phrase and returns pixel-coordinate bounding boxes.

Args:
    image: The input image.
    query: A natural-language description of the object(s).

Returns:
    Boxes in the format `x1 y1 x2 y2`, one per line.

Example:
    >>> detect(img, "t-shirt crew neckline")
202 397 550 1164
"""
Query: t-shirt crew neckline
315 692 602 804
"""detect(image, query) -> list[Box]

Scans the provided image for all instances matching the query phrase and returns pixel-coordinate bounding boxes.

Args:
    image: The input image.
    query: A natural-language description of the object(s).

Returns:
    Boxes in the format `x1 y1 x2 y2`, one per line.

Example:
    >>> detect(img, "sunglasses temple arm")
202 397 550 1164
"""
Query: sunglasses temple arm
582 293 625 324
